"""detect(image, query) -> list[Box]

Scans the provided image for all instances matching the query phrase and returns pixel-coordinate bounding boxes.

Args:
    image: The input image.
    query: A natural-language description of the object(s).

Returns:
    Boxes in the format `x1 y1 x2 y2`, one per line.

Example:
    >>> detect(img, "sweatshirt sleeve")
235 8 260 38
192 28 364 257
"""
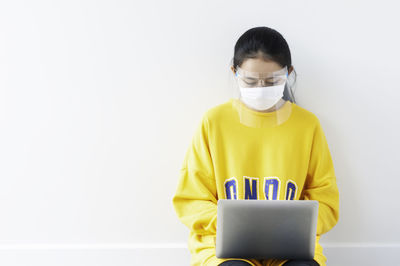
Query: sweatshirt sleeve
301 118 340 236
172 114 218 236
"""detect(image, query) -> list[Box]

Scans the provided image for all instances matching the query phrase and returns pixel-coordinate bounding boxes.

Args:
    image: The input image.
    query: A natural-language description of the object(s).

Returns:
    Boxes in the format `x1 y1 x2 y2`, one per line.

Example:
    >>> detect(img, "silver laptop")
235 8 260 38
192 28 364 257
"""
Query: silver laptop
216 199 319 260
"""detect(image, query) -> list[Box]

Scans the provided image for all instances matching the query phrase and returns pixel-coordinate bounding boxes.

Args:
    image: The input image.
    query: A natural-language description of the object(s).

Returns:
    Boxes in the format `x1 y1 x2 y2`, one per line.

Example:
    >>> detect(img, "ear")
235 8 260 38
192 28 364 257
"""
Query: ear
288 66 294 75
230 65 236 75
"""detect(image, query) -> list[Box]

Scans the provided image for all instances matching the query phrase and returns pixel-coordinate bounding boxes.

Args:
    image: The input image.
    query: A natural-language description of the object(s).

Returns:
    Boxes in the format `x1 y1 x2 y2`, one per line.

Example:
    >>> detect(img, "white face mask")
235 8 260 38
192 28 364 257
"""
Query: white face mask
239 82 286 111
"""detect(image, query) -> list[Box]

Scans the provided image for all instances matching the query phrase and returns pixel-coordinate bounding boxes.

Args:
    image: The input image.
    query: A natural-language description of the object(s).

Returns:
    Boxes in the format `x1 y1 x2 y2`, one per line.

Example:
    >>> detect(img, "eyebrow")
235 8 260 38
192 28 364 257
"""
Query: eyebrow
244 77 274 81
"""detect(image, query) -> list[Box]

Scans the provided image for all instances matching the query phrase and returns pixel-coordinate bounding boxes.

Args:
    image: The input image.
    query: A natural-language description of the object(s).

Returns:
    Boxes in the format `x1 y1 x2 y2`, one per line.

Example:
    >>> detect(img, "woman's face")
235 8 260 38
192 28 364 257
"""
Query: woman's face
230 58 293 75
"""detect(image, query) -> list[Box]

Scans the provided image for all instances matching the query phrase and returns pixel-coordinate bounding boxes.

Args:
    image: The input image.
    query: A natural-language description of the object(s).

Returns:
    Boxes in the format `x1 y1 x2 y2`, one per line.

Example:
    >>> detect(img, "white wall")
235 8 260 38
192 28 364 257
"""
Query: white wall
0 0 399 265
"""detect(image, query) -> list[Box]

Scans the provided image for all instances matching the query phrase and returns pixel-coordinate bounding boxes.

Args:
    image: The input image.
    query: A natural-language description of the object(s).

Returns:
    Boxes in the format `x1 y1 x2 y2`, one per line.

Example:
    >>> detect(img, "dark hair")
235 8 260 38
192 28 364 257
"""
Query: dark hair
232 26 297 103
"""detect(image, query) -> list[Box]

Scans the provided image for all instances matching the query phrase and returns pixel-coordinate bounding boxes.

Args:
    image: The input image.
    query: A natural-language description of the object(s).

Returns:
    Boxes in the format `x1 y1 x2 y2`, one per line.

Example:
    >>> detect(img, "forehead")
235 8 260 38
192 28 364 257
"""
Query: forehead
240 58 283 73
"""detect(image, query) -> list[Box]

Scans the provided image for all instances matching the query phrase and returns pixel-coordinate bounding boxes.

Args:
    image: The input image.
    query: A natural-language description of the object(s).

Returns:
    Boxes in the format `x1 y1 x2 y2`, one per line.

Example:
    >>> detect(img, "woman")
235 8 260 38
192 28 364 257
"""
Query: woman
172 26 339 266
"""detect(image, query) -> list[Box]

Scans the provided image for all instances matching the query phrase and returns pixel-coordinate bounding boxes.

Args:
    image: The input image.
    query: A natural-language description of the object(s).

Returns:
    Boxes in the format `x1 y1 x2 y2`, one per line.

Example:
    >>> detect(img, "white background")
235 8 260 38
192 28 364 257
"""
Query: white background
0 0 399 265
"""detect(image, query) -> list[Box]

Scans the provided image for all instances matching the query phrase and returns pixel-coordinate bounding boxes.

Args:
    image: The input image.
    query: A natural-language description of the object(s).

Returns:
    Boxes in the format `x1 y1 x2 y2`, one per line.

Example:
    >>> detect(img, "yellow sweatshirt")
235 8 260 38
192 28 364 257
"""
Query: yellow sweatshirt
172 99 340 266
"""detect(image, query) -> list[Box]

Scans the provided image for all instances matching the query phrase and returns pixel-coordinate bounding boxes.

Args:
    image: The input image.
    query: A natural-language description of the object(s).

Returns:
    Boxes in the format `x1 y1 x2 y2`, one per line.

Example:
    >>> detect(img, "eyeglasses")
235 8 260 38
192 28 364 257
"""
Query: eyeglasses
235 65 288 87
236 75 287 87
